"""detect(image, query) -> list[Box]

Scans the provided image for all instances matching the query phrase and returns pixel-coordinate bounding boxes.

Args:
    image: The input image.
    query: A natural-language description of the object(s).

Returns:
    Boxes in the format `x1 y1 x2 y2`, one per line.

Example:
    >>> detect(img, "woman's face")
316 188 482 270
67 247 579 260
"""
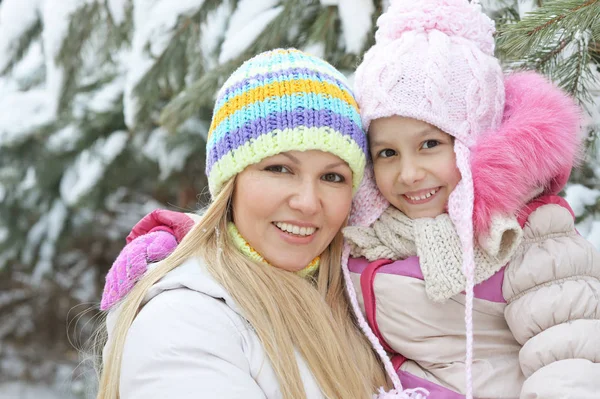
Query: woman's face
232 150 353 272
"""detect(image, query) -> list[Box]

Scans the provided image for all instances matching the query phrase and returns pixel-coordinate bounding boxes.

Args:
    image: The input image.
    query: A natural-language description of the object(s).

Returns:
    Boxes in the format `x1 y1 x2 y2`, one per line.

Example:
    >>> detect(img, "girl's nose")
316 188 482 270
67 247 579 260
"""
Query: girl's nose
398 157 425 186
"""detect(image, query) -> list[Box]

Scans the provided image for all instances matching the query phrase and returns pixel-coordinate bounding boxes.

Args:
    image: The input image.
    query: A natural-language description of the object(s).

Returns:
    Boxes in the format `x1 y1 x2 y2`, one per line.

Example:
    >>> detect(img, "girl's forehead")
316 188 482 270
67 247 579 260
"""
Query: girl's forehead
369 116 450 143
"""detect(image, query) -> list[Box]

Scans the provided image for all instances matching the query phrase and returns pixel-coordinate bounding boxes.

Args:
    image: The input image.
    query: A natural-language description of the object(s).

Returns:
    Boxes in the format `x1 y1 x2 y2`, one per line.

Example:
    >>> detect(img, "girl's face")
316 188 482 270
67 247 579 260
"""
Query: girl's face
232 150 353 272
369 116 461 219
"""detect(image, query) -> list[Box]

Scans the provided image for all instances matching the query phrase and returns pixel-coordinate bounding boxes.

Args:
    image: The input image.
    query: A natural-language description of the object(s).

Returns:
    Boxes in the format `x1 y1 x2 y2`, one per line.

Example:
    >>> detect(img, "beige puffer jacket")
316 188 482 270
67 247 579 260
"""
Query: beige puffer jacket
348 200 600 398
504 202 600 398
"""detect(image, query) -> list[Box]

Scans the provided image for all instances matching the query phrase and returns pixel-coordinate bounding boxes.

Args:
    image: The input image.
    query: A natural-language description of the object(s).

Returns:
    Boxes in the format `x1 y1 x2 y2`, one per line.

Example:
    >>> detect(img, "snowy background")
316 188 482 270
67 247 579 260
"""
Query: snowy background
0 0 598 397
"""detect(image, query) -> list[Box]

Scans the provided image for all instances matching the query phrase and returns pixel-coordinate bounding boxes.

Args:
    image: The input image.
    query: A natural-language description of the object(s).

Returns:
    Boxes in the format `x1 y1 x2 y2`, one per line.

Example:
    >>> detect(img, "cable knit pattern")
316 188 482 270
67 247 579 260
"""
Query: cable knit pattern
344 207 522 302
376 0 495 54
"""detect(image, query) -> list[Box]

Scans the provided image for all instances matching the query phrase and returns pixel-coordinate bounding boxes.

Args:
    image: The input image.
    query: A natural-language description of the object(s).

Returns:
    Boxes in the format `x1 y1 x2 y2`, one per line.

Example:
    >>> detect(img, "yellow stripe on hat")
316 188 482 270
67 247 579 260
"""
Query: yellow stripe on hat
208 79 359 140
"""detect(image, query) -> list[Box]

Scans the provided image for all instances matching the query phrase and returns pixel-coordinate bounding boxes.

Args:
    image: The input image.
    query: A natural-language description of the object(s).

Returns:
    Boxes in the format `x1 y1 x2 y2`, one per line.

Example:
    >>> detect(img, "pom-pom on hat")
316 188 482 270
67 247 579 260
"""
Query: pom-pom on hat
205 48 368 197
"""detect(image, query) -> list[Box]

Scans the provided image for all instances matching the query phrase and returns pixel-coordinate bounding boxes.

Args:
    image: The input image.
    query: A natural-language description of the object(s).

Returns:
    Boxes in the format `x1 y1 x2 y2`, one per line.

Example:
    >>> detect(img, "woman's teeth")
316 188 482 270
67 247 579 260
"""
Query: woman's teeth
274 222 316 236
406 188 439 201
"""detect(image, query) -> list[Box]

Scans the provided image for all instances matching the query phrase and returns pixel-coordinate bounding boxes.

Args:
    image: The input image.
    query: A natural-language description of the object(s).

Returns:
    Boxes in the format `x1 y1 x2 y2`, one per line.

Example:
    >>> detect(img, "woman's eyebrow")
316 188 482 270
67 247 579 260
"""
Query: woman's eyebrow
324 161 347 169
281 153 300 164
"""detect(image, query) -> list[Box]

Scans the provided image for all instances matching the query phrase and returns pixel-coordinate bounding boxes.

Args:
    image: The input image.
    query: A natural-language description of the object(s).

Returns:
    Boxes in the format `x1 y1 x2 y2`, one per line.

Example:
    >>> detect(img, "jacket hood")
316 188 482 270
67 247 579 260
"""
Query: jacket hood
106 258 242 337
471 72 583 234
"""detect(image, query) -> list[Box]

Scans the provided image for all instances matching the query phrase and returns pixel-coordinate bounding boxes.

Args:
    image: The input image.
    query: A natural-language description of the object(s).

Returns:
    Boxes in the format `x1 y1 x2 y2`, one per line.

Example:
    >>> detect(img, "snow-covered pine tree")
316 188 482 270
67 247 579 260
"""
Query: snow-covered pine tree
0 0 379 394
0 0 598 396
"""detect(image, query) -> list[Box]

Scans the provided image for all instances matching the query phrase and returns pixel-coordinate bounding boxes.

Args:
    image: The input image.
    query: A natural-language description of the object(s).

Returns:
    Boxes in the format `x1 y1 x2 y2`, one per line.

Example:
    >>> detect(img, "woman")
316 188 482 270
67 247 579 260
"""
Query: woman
97 49 394 399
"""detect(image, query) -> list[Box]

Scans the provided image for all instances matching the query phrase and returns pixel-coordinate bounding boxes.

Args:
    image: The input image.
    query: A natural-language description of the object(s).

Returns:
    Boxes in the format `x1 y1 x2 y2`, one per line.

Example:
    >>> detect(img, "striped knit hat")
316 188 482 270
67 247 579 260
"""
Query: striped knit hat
205 48 368 197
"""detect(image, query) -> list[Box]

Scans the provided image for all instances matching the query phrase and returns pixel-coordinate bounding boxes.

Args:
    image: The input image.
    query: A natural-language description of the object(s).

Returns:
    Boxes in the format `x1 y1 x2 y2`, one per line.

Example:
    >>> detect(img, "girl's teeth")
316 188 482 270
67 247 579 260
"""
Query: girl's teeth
407 188 438 201
274 222 316 236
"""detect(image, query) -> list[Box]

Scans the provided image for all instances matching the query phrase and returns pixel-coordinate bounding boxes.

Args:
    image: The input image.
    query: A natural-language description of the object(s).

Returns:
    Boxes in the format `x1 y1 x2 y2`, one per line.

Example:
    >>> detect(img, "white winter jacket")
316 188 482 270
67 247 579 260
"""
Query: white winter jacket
104 257 325 398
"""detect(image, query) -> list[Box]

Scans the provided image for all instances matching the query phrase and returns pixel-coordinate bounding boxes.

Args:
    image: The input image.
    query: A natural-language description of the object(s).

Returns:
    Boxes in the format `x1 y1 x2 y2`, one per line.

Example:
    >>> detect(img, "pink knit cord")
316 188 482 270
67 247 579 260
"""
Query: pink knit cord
448 142 475 399
341 244 402 387
341 244 430 398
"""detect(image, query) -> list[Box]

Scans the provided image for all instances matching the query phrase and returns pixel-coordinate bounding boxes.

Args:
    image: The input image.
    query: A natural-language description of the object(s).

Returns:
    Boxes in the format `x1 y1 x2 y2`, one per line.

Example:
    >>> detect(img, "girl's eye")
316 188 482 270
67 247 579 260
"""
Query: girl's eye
264 165 291 174
322 173 345 183
422 140 440 149
377 149 397 158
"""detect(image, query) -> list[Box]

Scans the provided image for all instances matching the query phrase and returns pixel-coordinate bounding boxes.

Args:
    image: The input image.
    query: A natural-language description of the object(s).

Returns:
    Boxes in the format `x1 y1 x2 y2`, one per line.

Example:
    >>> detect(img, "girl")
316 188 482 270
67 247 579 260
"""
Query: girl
342 0 600 398
96 48 425 399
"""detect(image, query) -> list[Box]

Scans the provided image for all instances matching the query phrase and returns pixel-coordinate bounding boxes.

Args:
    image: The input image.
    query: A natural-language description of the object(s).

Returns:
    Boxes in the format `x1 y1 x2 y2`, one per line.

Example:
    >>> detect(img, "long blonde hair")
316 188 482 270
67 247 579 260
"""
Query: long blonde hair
96 178 388 399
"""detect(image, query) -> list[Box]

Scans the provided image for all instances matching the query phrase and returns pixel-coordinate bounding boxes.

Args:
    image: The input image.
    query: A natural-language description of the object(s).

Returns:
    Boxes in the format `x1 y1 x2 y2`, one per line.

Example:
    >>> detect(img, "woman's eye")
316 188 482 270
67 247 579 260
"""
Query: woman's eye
422 140 440 149
377 149 397 158
322 173 344 183
264 165 291 174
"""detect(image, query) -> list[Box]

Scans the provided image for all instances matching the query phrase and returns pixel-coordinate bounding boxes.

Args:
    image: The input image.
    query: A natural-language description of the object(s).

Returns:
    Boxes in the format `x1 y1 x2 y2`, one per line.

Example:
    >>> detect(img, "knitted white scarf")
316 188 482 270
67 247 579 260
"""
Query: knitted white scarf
343 207 523 302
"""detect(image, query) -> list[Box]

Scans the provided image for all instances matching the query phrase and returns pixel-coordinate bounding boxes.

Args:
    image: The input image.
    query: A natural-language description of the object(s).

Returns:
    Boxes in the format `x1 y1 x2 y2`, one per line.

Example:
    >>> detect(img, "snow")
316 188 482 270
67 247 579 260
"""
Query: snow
46 125 82 153
338 0 374 53
218 0 284 64
142 117 207 179
302 42 326 59
0 90 54 147
41 0 94 117
107 0 128 26
32 200 68 283
0 0 42 72
60 131 129 206
73 75 125 117
0 382 75 399
124 0 206 128
19 167 38 193
199 1 230 70
143 127 194 180
11 39 44 86
516 0 538 19
565 184 600 217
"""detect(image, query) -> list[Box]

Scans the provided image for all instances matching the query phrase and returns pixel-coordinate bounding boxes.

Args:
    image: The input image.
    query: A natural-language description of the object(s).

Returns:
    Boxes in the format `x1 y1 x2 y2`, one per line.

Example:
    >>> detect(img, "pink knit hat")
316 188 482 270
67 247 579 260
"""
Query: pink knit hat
345 1 504 397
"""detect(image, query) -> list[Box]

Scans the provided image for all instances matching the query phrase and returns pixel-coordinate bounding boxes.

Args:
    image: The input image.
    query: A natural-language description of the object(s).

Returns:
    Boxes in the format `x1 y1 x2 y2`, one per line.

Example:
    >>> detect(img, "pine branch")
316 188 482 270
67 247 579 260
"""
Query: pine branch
552 38 597 103
102 0 134 52
56 2 102 113
159 60 239 133
0 19 42 75
131 1 224 129
160 0 322 133
497 0 600 59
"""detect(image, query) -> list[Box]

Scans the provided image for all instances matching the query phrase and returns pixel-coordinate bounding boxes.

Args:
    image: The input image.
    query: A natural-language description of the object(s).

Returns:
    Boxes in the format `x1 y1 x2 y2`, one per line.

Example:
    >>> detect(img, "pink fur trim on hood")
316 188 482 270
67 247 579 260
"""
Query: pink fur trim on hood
471 72 583 235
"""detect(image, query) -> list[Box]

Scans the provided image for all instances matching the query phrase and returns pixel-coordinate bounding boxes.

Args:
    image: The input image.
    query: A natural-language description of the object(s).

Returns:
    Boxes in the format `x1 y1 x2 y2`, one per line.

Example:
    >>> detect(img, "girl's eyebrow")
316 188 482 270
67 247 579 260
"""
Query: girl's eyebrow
369 139 389 148
415 126 441 137
370 126 440 147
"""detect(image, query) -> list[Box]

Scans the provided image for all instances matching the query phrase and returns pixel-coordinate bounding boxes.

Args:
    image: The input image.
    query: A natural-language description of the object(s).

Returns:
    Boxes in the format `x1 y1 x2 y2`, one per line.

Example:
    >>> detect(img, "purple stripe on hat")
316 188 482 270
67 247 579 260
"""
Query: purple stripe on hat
206 108 367 176
218 67 352 104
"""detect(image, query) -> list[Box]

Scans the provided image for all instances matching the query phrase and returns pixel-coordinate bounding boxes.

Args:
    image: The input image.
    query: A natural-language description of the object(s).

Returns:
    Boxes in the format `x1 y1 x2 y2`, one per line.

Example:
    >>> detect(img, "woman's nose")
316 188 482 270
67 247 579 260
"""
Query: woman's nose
289 180 321 215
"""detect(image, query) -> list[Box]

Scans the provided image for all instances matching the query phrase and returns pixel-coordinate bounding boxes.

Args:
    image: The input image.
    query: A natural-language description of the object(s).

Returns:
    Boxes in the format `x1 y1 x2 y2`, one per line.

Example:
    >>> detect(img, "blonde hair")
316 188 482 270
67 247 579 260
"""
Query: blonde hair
96 178 388 399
